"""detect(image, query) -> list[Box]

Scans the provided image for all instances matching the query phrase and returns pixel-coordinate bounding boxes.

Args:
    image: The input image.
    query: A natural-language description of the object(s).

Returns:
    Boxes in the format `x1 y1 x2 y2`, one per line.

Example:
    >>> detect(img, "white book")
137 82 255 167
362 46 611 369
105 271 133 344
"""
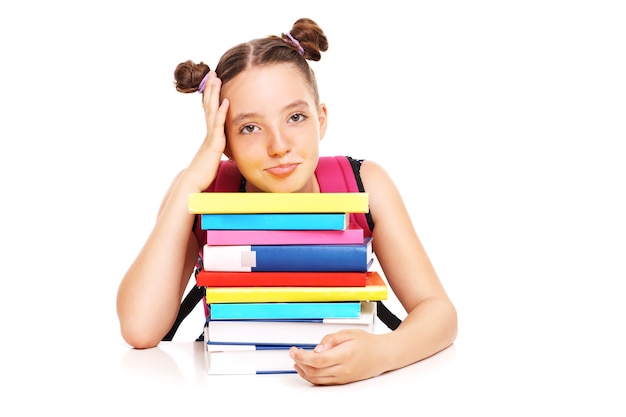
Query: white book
204 343 312 375
205 301 377 345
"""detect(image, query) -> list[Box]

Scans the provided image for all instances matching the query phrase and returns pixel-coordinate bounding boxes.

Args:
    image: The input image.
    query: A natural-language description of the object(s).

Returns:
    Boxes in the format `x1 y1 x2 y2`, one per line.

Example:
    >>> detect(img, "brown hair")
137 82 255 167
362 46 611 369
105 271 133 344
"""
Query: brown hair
173 18 328 103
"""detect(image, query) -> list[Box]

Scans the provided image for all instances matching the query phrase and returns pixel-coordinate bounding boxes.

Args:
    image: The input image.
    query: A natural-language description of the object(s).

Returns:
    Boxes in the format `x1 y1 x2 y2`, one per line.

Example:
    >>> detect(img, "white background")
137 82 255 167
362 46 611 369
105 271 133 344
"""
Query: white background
1 0 624 413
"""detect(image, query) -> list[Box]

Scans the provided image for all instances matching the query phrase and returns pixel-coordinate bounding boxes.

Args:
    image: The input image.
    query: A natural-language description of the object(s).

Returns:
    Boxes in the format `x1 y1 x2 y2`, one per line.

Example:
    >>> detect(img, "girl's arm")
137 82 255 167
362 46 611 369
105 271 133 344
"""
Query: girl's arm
116 170 205 349
116 72 229 348
290 159 457 384
361 159 458 371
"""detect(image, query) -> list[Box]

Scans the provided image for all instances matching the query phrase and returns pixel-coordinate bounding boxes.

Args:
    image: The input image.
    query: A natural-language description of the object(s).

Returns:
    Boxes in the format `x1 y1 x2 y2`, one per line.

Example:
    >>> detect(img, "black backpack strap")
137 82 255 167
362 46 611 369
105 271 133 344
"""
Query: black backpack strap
161 283 204 341
162 257 205 342
346 156 403 331
376 300 401 330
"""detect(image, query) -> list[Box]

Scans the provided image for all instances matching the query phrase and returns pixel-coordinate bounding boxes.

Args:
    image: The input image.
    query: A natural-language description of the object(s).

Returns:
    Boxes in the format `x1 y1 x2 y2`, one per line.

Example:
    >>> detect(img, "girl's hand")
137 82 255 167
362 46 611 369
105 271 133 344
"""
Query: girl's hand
185 71 230 191
289 330 386 385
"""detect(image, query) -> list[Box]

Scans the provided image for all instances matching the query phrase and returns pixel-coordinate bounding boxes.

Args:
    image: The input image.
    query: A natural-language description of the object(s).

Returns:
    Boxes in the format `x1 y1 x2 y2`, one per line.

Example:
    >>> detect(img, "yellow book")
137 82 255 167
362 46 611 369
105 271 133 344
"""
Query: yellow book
188 192 369 214
204 271 387 303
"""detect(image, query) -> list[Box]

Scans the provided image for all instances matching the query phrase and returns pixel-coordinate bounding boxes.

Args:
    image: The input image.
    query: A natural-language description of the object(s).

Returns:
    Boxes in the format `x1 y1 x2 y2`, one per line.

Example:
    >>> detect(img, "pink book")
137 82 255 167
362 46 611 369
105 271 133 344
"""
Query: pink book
205 223 365 245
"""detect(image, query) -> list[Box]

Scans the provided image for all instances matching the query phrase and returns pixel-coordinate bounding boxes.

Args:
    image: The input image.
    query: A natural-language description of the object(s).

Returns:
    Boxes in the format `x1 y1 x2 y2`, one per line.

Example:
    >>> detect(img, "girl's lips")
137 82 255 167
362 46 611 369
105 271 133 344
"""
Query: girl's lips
265 163 298 177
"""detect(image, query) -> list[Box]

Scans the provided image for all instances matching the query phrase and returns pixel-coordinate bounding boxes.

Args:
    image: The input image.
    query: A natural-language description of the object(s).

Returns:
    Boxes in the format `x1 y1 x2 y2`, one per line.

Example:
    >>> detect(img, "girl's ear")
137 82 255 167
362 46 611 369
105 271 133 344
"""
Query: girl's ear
318 103 328 140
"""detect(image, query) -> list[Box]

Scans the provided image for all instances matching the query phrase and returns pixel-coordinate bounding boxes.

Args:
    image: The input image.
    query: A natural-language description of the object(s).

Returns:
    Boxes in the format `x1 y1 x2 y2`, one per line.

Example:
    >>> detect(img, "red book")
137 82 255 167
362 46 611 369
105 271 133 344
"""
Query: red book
196 270 367 287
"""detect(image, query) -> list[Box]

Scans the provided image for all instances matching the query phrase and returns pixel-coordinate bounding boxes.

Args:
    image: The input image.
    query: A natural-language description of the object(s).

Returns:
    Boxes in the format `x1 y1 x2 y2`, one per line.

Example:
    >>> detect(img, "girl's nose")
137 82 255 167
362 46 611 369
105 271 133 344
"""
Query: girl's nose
267 130 292 156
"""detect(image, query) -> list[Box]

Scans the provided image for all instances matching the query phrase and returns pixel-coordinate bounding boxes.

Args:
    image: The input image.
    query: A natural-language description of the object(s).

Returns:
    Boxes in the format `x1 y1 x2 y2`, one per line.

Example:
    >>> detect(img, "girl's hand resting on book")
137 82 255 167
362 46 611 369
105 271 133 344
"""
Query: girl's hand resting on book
184 71 230 192
289 329 387 385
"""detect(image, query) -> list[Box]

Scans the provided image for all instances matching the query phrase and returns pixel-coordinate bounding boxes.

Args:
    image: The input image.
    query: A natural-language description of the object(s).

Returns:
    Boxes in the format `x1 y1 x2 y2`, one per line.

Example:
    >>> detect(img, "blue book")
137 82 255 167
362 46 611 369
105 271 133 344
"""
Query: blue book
200 212 349 230
202 238 373 272
209 301 362 320
206 341 316 349
204 341 315 375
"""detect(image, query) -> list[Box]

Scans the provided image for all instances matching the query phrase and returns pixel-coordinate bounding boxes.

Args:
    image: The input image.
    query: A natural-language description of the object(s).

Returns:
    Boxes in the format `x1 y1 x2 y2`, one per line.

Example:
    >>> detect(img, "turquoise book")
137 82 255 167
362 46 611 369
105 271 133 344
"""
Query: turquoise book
205 301 377 345
209 301 363 320
200 212 349 230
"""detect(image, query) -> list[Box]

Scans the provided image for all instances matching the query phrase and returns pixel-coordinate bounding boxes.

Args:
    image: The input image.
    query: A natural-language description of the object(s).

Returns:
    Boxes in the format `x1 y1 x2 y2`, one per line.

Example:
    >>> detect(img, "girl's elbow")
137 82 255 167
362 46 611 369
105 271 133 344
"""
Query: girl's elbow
444 300 459 344
119 321 163 349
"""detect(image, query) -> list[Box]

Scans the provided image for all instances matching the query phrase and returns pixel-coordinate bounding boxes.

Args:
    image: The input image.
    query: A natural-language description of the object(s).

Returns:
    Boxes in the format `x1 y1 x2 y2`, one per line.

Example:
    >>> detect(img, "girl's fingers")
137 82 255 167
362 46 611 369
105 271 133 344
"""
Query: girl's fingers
203 71 221 115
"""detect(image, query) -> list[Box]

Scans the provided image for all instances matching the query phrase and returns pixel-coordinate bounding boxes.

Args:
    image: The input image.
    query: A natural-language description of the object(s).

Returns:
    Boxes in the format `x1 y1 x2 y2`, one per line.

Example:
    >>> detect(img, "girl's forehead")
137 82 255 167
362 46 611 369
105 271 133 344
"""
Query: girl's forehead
222 65 313 103
227 64 305 87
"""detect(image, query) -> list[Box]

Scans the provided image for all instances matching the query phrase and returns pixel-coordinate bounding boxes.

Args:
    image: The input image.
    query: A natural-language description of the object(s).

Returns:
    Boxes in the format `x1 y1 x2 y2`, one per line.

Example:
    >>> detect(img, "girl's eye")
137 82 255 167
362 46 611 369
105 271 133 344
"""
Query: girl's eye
241 124 259 134
289 113 306 123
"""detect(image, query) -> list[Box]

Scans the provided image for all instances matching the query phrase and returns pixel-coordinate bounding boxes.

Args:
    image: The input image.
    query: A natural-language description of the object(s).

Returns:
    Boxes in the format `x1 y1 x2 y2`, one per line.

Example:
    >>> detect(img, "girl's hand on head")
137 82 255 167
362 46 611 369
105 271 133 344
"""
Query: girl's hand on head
289 330 386 385
201 71 229 154
185 71 230 191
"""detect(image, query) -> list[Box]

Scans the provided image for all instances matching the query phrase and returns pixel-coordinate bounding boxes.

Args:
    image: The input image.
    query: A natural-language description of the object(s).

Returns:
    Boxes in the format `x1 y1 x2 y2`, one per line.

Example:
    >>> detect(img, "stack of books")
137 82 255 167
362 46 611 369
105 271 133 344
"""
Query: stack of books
188 192 388 375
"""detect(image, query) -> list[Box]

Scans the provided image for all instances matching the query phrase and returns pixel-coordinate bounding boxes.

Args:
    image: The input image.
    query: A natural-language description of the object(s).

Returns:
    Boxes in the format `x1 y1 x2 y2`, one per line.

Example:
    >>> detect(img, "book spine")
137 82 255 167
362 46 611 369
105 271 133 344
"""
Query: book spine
205 223 364 245
200 213 349 230
196 270 367 287
188 192 369 214
205 341 315 374
205 302 376 345
203 238 372 272
209 301 362 320
206 342 316 350
204 271 387 303
254 370 297 375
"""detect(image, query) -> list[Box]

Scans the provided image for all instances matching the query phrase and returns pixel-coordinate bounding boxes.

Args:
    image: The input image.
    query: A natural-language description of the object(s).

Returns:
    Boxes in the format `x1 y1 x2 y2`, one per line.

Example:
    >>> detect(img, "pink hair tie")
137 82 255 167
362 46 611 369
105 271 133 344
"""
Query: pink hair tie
198 72 211 94
285 32 304 56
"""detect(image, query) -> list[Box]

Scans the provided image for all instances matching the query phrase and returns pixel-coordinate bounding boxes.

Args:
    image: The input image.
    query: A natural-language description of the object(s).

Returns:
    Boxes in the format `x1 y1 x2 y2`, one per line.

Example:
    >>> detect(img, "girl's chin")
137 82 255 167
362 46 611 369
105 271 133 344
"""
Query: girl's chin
261 186 304 193
256 181 311 194
248 171 317 193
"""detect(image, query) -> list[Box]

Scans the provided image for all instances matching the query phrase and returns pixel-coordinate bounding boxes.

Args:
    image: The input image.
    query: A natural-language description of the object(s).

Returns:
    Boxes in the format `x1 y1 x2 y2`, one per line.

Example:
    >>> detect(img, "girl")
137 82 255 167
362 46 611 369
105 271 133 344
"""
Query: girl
117 17 457 385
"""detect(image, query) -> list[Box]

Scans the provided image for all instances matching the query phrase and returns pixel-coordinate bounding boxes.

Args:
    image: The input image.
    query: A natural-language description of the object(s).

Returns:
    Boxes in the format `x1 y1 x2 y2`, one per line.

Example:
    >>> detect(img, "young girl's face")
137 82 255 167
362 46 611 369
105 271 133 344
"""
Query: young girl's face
221 64 327 193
